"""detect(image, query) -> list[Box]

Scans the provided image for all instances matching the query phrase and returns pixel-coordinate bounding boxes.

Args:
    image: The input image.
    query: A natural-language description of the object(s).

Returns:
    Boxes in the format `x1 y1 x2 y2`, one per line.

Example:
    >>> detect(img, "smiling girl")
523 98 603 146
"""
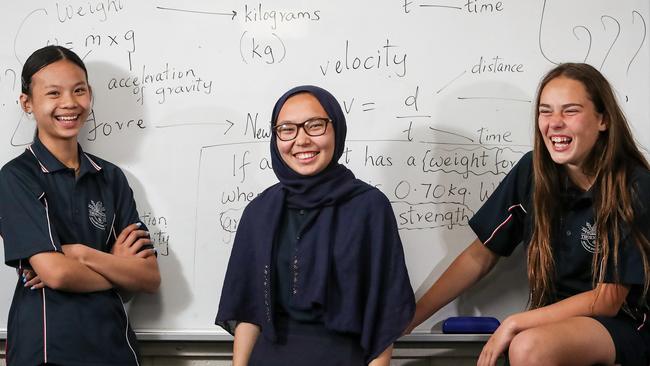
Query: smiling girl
405 63 650 366
216 85 414 366
0 45 160 365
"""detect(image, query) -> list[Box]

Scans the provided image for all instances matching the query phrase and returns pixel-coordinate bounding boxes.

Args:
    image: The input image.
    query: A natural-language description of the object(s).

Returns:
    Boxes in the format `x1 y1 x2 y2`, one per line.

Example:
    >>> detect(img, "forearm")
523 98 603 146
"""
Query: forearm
369 345 393 366
80 248 160 293
411 238 499 328
233 322 261 366
504 283 629 334
29 252 113 292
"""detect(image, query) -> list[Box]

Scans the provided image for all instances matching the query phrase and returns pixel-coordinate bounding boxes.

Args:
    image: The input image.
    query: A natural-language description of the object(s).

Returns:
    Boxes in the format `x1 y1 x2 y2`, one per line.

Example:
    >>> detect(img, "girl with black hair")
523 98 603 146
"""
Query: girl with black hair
0 45 160 365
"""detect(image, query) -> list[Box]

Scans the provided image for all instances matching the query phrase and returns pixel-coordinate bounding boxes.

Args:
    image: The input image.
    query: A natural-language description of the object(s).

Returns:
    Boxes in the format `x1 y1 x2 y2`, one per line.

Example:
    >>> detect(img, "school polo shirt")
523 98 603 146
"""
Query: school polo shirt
0 138 147 366
469 151 650 310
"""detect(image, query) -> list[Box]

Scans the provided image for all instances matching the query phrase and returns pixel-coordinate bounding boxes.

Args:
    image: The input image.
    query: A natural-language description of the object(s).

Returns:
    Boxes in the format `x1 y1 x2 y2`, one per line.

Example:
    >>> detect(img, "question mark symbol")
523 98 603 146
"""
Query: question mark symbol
627 10 647 76
625 11 647 103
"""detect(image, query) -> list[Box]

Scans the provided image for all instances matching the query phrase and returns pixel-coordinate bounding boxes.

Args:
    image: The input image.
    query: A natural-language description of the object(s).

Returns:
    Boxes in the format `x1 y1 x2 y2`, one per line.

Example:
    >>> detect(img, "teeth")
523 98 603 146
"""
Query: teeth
295 152 317 159
551 136 571 143
57 115 78 121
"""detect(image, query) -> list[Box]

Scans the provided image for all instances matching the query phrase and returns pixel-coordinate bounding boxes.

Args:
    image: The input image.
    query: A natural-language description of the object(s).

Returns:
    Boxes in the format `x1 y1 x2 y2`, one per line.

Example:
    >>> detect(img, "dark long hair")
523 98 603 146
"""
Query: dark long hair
21 45 88 95
529 63 650 309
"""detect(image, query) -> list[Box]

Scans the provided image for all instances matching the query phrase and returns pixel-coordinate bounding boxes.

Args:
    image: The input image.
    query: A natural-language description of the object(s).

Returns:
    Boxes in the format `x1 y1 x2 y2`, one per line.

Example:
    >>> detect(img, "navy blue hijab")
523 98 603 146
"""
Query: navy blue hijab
217 86 414 363
269 85 369 208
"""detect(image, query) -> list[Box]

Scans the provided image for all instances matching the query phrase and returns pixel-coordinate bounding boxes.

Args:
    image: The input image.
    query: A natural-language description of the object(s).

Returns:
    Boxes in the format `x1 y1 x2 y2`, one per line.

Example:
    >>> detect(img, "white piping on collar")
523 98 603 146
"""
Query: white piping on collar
27 145 49 173
84 153 102 171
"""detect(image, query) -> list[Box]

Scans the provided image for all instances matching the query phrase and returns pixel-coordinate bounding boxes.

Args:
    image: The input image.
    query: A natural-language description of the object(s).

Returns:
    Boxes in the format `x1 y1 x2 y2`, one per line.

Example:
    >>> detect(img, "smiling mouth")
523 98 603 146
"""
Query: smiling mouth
550 136 572 150
294 151 319 160
55 115 79 122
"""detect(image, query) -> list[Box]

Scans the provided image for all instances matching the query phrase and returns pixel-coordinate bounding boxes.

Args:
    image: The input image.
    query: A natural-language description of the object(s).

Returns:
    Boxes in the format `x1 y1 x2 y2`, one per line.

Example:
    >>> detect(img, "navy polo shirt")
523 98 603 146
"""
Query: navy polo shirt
0 137 148 366
469 151 650 311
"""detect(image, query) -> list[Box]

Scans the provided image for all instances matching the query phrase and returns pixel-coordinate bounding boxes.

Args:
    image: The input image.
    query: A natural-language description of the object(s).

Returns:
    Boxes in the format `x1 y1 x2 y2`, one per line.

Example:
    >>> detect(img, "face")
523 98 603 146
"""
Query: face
538 76 607 173
20 59 91 145
276 93 335 176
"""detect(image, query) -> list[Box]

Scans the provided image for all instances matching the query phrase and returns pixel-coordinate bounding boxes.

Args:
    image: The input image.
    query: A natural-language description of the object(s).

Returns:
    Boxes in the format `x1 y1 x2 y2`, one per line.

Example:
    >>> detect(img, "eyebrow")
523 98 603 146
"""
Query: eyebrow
42 81 88 89
277 116 328 124
538 103 583 109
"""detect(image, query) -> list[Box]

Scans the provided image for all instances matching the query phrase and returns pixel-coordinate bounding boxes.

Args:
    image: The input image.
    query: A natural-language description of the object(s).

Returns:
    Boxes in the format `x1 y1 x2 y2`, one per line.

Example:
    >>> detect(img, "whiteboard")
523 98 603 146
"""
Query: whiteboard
0 0 648 339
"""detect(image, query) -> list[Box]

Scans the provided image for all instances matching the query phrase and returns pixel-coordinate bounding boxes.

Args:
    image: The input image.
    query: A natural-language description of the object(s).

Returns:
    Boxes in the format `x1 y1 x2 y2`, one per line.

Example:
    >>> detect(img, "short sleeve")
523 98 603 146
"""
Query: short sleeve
113 168 145 230
469 151 533 256
111 167 152 252
0 166 62 267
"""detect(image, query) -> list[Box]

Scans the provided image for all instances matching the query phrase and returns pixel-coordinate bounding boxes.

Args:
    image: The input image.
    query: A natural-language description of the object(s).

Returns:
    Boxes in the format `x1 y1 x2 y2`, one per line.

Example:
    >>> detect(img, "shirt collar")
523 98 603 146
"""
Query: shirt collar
561 174 593 207
27 137 103 175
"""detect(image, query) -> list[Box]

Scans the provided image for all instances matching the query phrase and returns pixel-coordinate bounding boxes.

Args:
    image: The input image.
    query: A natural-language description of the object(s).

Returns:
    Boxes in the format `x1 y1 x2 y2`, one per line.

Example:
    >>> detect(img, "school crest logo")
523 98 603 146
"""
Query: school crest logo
88 200 107 230
580 221 597 253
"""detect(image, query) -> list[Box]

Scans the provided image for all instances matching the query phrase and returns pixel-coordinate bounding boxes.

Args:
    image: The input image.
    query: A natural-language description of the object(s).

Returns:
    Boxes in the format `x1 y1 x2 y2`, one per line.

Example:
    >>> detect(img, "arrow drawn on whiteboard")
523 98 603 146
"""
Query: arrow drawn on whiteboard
599 15 621 70
436 70 466 95
457 96 532 103
628 10 647 75
155 6 237 20
155 120 235 134
419 2 462 10
428 127 474 142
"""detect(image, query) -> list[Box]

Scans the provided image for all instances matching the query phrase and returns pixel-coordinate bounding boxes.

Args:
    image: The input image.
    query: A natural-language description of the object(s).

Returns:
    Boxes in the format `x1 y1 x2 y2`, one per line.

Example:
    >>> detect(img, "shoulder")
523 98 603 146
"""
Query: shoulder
519 150 533 165
514 150 534 174
505 150 534 192
248 183 283 207
0 150 43 193
238 183 283 219
630 165 650 188
630 165 650 212
343 183 392 214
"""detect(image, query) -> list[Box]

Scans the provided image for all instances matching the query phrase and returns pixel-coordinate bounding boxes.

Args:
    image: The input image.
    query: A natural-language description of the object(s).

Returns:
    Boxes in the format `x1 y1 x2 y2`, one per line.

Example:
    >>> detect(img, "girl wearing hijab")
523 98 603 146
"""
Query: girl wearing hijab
216 85 415 365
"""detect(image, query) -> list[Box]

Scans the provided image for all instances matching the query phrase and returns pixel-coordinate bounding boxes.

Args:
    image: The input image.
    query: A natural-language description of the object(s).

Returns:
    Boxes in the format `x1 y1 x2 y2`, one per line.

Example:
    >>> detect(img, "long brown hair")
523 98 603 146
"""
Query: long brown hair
529 63 650 309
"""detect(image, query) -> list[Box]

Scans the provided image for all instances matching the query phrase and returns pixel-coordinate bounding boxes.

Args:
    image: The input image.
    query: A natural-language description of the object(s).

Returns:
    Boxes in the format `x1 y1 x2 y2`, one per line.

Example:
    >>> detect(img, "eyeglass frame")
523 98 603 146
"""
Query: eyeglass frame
272 117 332 141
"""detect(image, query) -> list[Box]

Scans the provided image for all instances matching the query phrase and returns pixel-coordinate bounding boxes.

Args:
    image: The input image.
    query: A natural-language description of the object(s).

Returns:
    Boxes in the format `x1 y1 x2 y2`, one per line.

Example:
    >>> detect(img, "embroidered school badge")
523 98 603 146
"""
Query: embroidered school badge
88 200 107 230
580 221 597 253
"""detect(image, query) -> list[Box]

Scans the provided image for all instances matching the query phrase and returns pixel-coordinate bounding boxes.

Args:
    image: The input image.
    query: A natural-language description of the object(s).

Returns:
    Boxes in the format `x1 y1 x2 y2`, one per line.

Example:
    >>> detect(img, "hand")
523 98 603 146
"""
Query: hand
112 223 154 258
22 269 45 290
477 319 517 366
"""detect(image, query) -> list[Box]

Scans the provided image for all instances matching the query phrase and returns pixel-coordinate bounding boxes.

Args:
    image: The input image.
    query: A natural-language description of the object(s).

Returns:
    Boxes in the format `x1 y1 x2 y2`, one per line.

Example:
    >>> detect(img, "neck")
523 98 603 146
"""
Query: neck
564 165 594 191
38 134 80 169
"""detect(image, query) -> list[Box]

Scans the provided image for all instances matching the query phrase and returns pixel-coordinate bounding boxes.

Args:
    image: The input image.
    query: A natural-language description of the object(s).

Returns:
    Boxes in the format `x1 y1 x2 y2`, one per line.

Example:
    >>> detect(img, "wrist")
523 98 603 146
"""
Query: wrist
501 315 520 335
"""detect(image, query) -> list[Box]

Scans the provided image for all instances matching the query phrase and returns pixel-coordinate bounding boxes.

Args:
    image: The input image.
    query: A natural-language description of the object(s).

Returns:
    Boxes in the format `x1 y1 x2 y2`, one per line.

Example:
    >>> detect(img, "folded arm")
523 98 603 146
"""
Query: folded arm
28 251 113 292
63 223 161 293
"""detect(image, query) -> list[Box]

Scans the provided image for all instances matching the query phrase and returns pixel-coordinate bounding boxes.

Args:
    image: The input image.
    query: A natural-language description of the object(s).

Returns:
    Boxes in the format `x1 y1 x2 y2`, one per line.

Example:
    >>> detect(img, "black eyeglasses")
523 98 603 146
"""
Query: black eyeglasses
273 117 331 141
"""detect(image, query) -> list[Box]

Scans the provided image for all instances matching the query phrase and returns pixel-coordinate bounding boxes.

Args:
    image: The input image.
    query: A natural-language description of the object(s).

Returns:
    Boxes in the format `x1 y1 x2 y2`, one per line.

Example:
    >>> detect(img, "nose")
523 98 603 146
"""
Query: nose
294 126 311 145
59 92 79 108
547 111 565 129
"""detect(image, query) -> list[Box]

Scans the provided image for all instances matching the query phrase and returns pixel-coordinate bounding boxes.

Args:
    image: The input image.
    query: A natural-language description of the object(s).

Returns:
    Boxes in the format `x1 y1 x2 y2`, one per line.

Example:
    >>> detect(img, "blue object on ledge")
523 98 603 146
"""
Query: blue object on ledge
442 316 501 334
